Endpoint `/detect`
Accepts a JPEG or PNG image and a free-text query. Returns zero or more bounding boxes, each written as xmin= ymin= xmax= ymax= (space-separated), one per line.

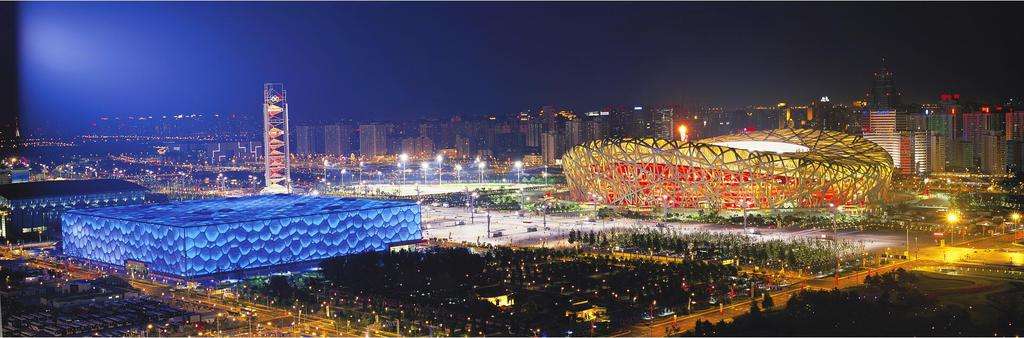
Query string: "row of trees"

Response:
xmin=568 ymin=229 xmax=865 ymax=273
xmin=691 ymin=268 xmax=1024 ymax=336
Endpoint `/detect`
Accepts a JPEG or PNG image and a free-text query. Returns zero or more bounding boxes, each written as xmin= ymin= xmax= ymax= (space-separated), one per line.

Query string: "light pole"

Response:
xmin=358 ymin=161 xmax=364 ymax=182
xmin=470 ymin=192 xmax=479 ymax=224
xmin=340 ymin=168 xmax=347 ymax=188
xmin=477 ymin=161 xmax=486 ymax=184
xmin=398 ymin=153 xmax=409 ymax=183
xmin=454 ymin=164 xmax=463 ymax=183
xmin=946 ymin=209 xmax=960 ymax=246
xmin=420 ymin=162 xmax=430 ymax=184
xmin=435 ymin=154 xmax=443 ymax=184
xmin=829 ymin=202 xmax=840 ymax=289
xmin=1010 ymin=212 xmax=1020 ymax=235
xmin=514 ymin=160 xmax=523 ymax=183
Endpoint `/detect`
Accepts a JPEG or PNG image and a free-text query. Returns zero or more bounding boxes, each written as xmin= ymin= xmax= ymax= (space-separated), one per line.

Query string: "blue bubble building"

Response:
xmin=61 ymin=194 xmax=422 ymax=279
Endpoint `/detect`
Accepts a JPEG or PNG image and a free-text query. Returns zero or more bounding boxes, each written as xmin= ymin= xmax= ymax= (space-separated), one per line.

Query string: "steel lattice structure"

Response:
xmin=262 ymin=83 xmax=291 ymax=194
xmin=562 ymin=129 xmax=893 ymax=210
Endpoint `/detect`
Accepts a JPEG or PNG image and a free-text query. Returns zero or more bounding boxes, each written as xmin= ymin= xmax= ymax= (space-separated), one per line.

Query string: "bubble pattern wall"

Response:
xmin=62 ymin=195 xmax=422 ymax=277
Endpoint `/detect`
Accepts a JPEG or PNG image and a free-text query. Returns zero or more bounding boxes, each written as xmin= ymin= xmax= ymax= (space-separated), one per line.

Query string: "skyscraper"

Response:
xmin=358 ymin=123 xmax=390 ymax=158
xmin=980 ymin=132 xmax=1006 ymax=174
xmin=564 ymin=119 xmax=583 ymax=149
xmin=862 ymin=110 xmax=900 ymax=169
xmin=541 ymin=132 xmax=559 ymax=165
xmin=294 ymin=125 xmax=312 ymax=155
xmin=929 ymin=133 xmax=947 ymax=173
xmin=324 ymin=123 xmax=356 ymax=156
xmin=652 ymin=107 xmax=674 ymax=139
xmin=867 ymin=58 xmax=897 ymax=111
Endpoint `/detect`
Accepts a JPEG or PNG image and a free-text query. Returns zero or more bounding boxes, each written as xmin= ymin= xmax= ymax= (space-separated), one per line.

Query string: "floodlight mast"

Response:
xmin=261 ymin=83 xmax=292 ymax=194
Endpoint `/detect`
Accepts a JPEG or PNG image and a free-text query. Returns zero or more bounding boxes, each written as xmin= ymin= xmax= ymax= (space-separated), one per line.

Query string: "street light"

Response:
xmin=1010 ymin=212 xmax=1021 ymax=235
xmin=398 ymin=153 xmax=409 ymax=183
xmin=358 ymin=161 xmax=364 ymax=182
xmin=477 ymin=161 xmax=486 ymax=183
xmin=514 ymin=160 xmax=523 ymax=183
xmin=420 ymin=162 xmax=430 ymax=184
xmin=454 ymin=164 xmax=463 ymax=183
xmin=946 ymin=209 xmax=961 ymax=245
xmin=435 ymin=154 xmax=444 ymax=184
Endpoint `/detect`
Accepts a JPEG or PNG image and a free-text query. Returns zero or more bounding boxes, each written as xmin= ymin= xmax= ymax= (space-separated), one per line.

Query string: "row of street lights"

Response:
xmin=321 ymin=154 xmax=548 ymax=191
xmin=396 ymin=154 xmax=529 ymax=184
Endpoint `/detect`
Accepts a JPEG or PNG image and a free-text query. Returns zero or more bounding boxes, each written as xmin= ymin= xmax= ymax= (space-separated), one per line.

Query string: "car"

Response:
xmin=527 ymin=227 xmax=538 ymax=232
xmin=455 ymin=220 xmax=466 ymax=225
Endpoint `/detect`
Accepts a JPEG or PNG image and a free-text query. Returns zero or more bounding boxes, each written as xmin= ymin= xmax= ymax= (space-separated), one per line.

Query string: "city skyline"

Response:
xmin=5 ymin=2 xmax=1024 ymax=134
xmin=4 ymin=2 xmax=1024 ymax=337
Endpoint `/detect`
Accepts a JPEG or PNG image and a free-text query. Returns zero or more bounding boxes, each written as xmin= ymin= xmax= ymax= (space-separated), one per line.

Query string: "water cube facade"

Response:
xmin=61 ymin=195 xmax=421 ymax=277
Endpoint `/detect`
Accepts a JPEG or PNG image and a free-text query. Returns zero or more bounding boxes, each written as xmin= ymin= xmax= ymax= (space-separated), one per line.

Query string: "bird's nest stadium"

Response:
xmin=561 ymin=129 xmax=893 ymax=210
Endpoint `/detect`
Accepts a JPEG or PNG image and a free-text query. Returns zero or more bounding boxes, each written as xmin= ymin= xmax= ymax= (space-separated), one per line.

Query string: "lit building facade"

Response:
xmin=863 ymin=110 xmax=901 ymax=169
xmin=0 ymin=179 xmax=148 ymax=242
xmin=562 ymin=129 xmax=893 ymax=210
xmin=62 ymin=195 xmax=421 ymax=279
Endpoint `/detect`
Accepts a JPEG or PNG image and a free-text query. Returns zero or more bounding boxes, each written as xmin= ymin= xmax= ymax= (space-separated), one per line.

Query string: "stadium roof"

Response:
xmin=65 ymin=194 xmax=417 ymax=227
xmin=0 ymin=179 xmax=148 ymax=201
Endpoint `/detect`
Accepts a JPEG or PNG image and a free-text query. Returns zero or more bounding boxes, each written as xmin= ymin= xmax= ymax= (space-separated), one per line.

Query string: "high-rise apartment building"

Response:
xmin=980 ymin=132 xmax=1006 ymax=174
xmin=652 ymin=107 xmax=674 ymax=139
xmin=324 ymin=123 xmax=355 ymax=156
xmin=564 ymin=119 xmax=583 ymax=150
xmin=929 ymin=133 xmax=946 ymax=173
xmin=541 ymin=132 xmax=560 ymax=165
xmin=400 ymin=136 xmax=434 ymax=158
xmin=294 ymin=125 xmax=315 ymax=155
xmin=358 ymin=123 xmax=390 ymax=157
xmin=862 ymin=110 xmax=901 ymax=168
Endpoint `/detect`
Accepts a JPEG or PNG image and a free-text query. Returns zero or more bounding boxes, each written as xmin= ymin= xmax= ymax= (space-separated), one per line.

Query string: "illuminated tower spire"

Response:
xmin=261 ymin=83 xmax=292 ymax=194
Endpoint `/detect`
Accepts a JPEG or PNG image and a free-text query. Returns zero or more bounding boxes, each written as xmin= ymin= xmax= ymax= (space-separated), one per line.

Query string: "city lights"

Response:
xmin=5 ymin=4 xmax=1023 ymax=337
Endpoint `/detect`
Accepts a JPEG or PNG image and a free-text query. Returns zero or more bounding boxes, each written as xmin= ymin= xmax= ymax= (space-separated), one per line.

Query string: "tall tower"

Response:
xmin=868 ymin=58 xmax=897 ymax=111
xmin=261 ymin=83 xmax=292 ymax=194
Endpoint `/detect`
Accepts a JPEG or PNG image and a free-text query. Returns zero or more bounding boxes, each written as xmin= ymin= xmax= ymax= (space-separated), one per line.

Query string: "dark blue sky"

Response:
xmin=11 ymin=2 xmax=1024 ymax=133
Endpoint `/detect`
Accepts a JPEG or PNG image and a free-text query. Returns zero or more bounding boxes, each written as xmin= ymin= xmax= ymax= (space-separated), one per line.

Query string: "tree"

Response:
xmin=748 ymin=299 xmax=762 ymax=319
xmin=761 ymin=292 xmax=774 ymax=310
xmin=268 ymin=275 xmax=294 ymax=301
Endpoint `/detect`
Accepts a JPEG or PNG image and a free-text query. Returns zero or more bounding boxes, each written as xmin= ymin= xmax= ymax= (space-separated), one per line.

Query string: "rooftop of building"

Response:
xmin=65 ymin=194 xmax=417 ymax=228
xmin=0 ymin=179 xmax=148 ymax=201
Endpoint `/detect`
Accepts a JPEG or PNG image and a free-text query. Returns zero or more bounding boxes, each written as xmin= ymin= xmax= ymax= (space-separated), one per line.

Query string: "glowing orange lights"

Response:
xmin=678 ymin=124 xmax=689 ymax=142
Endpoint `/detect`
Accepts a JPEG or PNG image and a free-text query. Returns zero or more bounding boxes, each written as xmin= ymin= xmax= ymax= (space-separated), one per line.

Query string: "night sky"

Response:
xmin=8 ymin=2 xmax=1024 ymax=133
